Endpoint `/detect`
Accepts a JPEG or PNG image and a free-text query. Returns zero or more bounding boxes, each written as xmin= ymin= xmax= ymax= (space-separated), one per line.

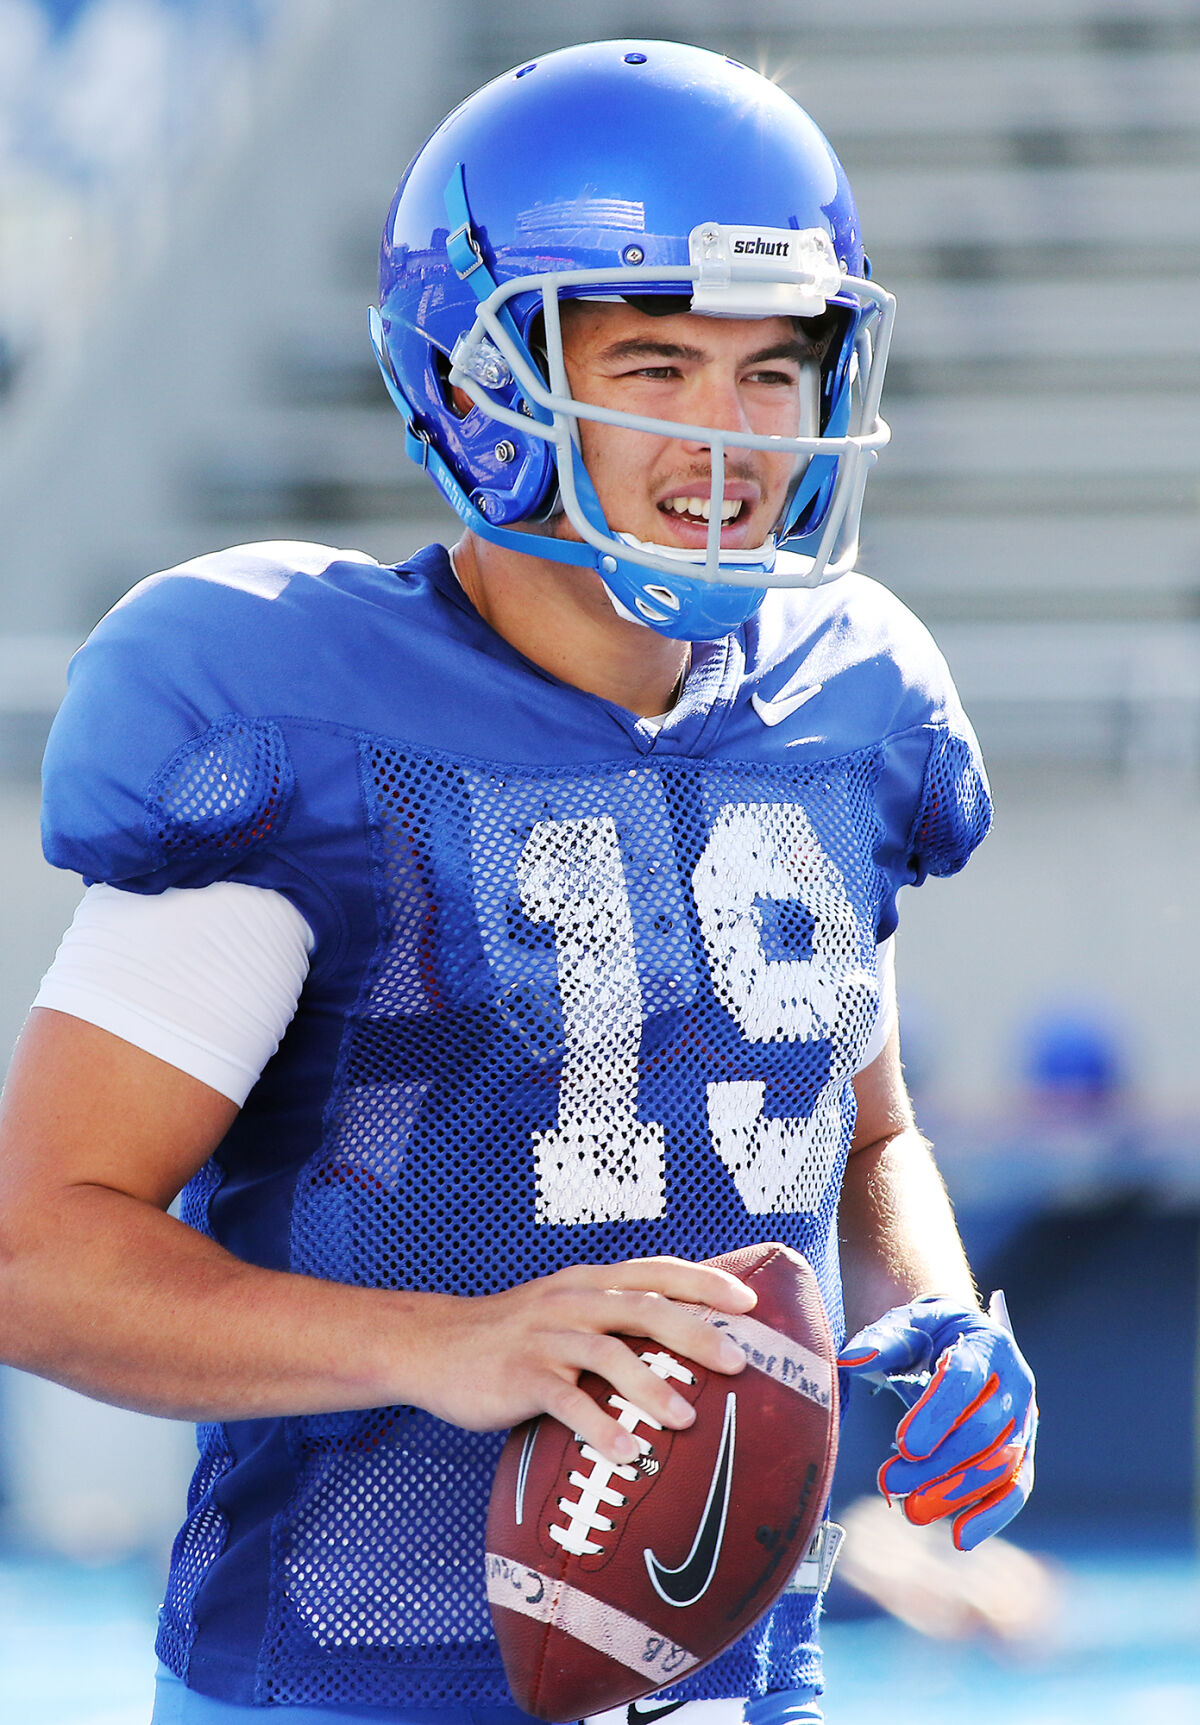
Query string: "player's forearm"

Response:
xmin=0 ymin=1008 xmax=425 ymax=1419
xmin=0 ymin=1176 xmax=758 ymax=1458
xmin=838 ymin=1125 xmax=979 ymax=1337
xmin=0 ymin=1182 xmax=433 ymax=1420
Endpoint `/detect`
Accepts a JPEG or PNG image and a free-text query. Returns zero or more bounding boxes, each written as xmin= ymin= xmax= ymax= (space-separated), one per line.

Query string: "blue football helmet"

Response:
xmin=371 ymin=40 xmax=895 ymax=640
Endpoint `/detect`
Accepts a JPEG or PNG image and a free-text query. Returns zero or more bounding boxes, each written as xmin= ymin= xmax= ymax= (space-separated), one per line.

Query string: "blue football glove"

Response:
xmin=838 ymin=1291 xmax=1037 ymax=1552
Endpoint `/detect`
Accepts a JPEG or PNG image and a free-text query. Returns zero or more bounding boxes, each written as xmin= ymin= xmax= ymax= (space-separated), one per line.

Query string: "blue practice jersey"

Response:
xmin=41 ymin=542 xmax=990 ymax=1711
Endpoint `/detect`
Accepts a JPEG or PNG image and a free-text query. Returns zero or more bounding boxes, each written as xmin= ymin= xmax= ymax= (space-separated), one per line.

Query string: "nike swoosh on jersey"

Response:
xmin=627 ymin=1701 xmax=687 ymax=1723
xmin=751 ymin=682 xmax=823 ymax=726
xmin=643 ymin=1392 xmax=737 ymax=1608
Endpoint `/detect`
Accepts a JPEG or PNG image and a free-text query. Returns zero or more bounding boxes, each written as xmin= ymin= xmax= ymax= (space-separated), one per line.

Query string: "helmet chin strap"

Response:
xmin=597 ymin=571 xmax=768 ymax=640
xmin=614 ymin=528 xmax=778 ymax=572
xmin=601 ymin=530 xmax=776 ymax=633
xmin=559 ymin=445 xmax=771 ymax=639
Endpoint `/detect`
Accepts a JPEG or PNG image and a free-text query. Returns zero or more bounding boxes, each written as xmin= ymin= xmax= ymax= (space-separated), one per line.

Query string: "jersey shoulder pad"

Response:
xmin=833 ymin=577 xmax=991 ymax=884
xmin=755 ymin=573 xmax=968 ymax=734
xmin=754 ymin=576 xmax=991 ymax=885
xmin=41 ymin=541 xmax=378 ymax=890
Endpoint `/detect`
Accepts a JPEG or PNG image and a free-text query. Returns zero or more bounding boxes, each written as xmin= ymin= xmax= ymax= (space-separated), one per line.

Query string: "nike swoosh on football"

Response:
xmin=644 ymin=1392 xmax=737 ymax=1608
xmin=514 ymin=1423 xmax=537 ymax=1526
xmin=751 ymin=683 xmax=822 ymax=726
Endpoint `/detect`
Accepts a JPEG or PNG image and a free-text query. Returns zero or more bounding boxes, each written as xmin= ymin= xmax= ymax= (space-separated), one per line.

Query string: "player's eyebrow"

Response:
xmin=744 ymin=337 xmax=818 ymax=366
xmin=597 ymin=336 xmax=816 ymax=367
xmin=597 ymin=337 xmax=708 ymax=365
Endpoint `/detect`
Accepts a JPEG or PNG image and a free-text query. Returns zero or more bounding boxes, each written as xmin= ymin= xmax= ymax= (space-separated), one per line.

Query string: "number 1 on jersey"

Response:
xmin=518 ymin=816 xmax=666 ymax=1223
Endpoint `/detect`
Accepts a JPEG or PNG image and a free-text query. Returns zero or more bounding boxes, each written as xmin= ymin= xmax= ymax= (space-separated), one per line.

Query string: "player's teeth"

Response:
xmin=665 ymin=496 xmax=741 ymax=521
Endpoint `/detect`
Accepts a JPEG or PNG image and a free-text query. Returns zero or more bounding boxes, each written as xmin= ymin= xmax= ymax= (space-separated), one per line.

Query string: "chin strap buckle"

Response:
xmin=405 ymin=423 xmax=431 ymax=470
xmin=446 ymin=218 xmax=485 ymax=281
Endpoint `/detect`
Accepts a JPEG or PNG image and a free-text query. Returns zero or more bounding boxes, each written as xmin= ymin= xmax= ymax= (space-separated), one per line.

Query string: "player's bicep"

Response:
xmin=0 ymin=1007 xmax=238 ymax=1217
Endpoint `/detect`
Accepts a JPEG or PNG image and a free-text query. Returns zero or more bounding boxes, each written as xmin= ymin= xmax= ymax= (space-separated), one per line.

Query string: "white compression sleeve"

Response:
xmin=33 ymin=881 xmax=314 ymax=1106
xmin=32 ymin=886 xmax=895 ymax=1101
xmin=855 ymin=934 xmax=896 ymax=1074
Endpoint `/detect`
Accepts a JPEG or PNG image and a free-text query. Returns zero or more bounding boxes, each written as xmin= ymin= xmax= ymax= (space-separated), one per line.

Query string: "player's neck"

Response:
xmin=451 ymin=533 xmax=689 ymax=719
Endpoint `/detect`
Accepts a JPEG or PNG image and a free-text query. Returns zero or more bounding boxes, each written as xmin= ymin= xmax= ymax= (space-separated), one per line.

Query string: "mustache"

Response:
xmin=663 ymin=463 xmax=761 ymax=487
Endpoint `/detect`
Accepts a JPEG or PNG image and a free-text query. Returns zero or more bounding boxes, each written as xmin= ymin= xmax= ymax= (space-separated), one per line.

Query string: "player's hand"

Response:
xmin=838 ymin=1291 xmax=1037 ymax=1551
xmin=405 ymin=1257 xmax=757 ymax=1466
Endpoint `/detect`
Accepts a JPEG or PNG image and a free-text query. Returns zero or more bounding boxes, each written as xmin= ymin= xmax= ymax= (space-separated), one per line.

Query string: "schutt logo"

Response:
xmin=732 ymin=236 xmax=791 ymax=257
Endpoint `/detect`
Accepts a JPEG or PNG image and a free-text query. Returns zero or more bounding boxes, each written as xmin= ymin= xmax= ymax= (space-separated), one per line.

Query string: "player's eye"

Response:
xmin=746 ymin=367 xmax=801 ymax=388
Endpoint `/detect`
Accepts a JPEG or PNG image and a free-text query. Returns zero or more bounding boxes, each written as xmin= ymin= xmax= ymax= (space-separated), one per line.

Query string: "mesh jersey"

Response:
xmin=41 ymin=541 xmax=991 ymax=1712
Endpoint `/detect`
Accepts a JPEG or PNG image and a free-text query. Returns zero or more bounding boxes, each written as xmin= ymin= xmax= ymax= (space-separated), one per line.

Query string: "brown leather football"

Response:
xmin=485 ymin=1242 xmax=838 ymax=1721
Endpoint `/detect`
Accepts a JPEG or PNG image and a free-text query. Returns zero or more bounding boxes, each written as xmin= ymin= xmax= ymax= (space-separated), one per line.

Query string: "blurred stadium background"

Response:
xmin=1 ymin=0 xmax=1198 ymax=1719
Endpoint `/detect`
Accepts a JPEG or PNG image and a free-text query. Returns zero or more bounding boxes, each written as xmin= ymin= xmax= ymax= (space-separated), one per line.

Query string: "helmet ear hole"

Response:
xmin=521 ymin=312 xmax=552 ymax=393
xmin=433 ymin=349 xmax=472 ymax=419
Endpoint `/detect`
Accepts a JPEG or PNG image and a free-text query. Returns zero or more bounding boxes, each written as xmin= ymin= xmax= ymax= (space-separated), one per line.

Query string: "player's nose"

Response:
xmin=677 ymin=365 xmax=752 ymax=449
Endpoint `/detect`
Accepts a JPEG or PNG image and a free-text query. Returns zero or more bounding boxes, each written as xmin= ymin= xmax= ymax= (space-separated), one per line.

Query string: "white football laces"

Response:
xmin=549 ymin=1352 xmax=695 ymax=1557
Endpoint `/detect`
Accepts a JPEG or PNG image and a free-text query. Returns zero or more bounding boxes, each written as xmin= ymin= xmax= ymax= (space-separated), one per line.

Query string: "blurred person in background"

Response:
xmin=0 ymin=41 xmax=1036 ymax=1725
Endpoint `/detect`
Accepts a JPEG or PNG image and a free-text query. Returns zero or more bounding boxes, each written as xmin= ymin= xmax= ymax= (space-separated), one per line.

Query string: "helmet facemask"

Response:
xmin=435 ymin=243 xmax=894 ymax=633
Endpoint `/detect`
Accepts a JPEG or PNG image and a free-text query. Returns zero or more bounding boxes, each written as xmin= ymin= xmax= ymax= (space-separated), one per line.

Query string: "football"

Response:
xmin=485 ymin=1242 xmax=838 ymax=1722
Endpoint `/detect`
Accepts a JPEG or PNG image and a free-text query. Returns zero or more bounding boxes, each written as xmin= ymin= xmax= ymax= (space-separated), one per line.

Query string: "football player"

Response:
xmin=0 ymin=40 xmax=1035 ymax=1725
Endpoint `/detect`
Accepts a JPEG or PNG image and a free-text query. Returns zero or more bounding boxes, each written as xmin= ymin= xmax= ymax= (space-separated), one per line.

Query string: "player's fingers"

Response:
xmin=897 ymin=1323 xmax=1035 ymax=1460
xmin=958 ymin=1428 xmax=1041 ymax=1552
xmin=587 ymin=1287 xmax=750 ymax=1381
xmin=567 ymin=1329 xmax=701 ymax=1437
xmin=537 ymin=1374 xmax=644 ymax=1467
xmin=952 ymin=1440 xmax=1036 ymax=1550
xmin=567 ymin=1255 xmax=758 ymax=1315
xmin=839 ymin=1310 xmax=940 ymax=1377
xmin=883 ymin=1424 xmax=1024 ymax=1522
xmin=882 ymin=1417 xmax=1017 ymax=1500
xmin=952 ymin=1478 xmax=1023 ymax=1550
xmin=895 ymin=1338 xmax=1001 ymax=1460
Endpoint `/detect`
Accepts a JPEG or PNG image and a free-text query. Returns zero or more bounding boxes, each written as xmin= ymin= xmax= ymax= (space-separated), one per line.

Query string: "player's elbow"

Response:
xmin=0 ymin=1176 xmax=89 ymax=1377
xmin=0 ymin=1207 xmax=48 ymax=1370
